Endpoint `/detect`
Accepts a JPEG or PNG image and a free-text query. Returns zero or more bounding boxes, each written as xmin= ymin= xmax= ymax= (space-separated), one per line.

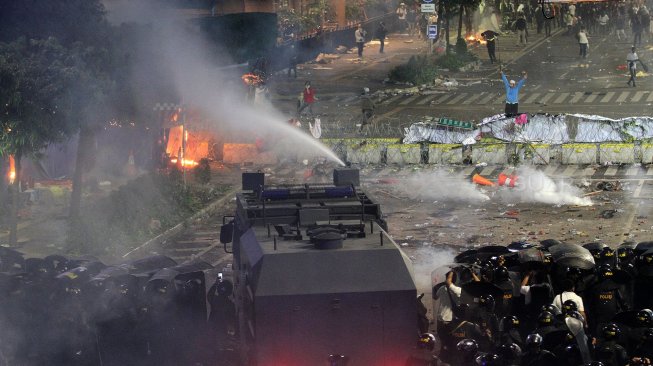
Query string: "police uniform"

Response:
xmin=521 ymin=349 xmax=558 ymax=366
xmin=586 ymin=279 xmax=628 ymax=334
xmin=594 ymin=340 xmax=629 ymax=366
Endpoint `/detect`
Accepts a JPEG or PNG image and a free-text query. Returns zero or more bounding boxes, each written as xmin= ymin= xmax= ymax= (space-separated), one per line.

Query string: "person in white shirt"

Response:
xmin=355 ymin=25 xmax=367 ymax=58
xmin=552 ymin=279 xmax=588 ymax=326
xmin=577 ymin=27 xmax=589 ymax=58
xmin=396 ymin=3 xmax=408 ymax=31
xmin=627 ymin=46 xmax=639 ymax=87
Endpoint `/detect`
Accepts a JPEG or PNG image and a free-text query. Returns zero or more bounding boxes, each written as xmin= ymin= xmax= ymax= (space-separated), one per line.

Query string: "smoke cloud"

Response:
xmin=411 ymin=246 xmax=457 ymax=293
xmin=396 ymin=170 xmax=491 ymax=203
xmin=500 ymin=166 xmax=592 ymax=206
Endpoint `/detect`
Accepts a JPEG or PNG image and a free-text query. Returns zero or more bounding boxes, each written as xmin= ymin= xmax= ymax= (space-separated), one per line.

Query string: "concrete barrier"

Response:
xmin=561 ymin=143 xmax=598 ymax=165
xmin=516 ymin=143 xmax=551 ymax=165
xmin=386 ymin=144 xmax=421 ymax=165
xmin=428 ymin=144 xmax=464 ymax=164
xmin=472 ymin=144 xmax=508 ymax=165
xmin=599 ymin=143 xmax=636 ymax=164
xmin=346 ymin=142 xmax=384 ymax=164
xmin=641 ymin=143 xmax=653 ymax=164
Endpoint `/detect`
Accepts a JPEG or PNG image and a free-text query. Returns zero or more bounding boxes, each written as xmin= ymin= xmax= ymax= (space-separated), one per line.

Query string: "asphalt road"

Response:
xmin=378 ymin=29 xmax=652 ymax=121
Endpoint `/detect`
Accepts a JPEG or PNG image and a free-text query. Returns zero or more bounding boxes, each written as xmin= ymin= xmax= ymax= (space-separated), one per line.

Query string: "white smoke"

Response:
xmin=396 ymin=170 xmax=490 ymax=203
xmin=499 ymin=166 xmax=592 ymax=206
xmin=411 ymin=246 xmax=457 ymax=294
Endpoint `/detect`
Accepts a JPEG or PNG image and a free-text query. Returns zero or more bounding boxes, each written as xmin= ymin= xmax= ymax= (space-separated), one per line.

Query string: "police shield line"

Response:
xmin=417 ymin=240 xmax=653 ymax=366
xmin=0 ymin=251 xmax=236 ymax=366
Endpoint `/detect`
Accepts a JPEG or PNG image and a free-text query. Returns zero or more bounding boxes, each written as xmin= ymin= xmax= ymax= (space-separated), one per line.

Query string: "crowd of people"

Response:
xmin=413 ymin=240 xmax=653 ymax=366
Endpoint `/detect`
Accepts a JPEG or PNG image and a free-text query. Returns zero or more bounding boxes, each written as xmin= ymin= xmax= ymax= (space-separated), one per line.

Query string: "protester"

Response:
xmin=355 ymin=25 xmax=367 ymax=58
xmin=627 ymin=47 xmax=639 ymax=87
xmin=500 ymin=68 xmax=527 ymax=117
xmin=481 ymin=30 xmax=499 ymax=64
xmin=396 ymin=3 xmax=408 ymax=31
xmin=360 ymin=87 xmax=375 ymax=133
xmin=577 ymin=27 xmax=589 ymax=59
xmin=515 ymin=12 xmax=528 ymax=45
xmin=376 ymin=22 xmax=387 ymax=54
xmin=298 ymin=81 xmax=317 ymax=116
xmin=287 ymin=45 xmax=298 ymax=78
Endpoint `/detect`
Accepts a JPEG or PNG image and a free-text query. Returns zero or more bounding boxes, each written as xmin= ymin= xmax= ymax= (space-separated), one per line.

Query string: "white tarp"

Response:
xmin=403 ymin=113 xmax=653 ymax=144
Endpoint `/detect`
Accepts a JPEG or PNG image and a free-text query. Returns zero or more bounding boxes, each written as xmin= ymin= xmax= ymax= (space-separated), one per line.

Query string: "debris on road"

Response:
xmin=596 ymin=181 xmax=622 ymax=191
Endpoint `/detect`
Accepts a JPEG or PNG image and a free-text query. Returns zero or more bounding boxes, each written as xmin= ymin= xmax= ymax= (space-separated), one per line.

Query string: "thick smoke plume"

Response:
xmin=502 ymin=166 xmax=592 ymax=206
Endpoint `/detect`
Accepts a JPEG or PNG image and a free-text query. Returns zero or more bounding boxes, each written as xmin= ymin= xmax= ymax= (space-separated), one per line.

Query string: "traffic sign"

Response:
xmin=421 ymin=3 xmax=435 ymax=12
xmin=422 ymin=0 xmax=433 ymax=3
xmin=427 ymin=25 xmax=438 ymax=39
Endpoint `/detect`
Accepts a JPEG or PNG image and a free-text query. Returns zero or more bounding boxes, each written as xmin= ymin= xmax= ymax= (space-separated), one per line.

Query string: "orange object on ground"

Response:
xmin=497 ymin=172 xmax=518 ymax=187
xmin=472 ymin=173 xmax=495 ymax=186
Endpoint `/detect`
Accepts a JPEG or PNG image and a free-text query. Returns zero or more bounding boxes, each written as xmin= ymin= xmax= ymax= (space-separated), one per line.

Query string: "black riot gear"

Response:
xmin=479 ymin=294 xmax=496 ymax=311
xmin=601 ymin=323 xmax=621 ymax=340
xmin=418 ymin=333 xmax=436 ymax=351
xmin=537 ymin=311 xmax=555 ymax=327
xmin=526 ymin=333 xmax=543 ymax=347
xmin=541 ymin=304 xmax=562 ymax=316
xmin=497 ymin=343 xmax=521 ymax=364
xmin=500 ymin=315 xmax=520 ymax=331
xmin=637 ymin=309 xmax=653 ymax=327
xmin=475 ymin=353 xmax=500 ymax=366
xmin=562 ymin=299 xmax=578 ymax=313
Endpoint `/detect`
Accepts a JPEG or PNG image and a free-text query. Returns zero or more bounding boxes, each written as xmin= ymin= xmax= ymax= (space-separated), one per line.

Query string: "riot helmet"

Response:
xmin=617 ymin=246 xmax=634 ymax=261
xmin=497 ymin=343 xmax=522 ymax=362
xmin=596 ymin=264 xmax=614 ymax=280
xmin=537 ymin=311 xmax=555 ymax=327
xmin=641 ymin=251 xmax=653 ymax=266
xmin=525 ymin=333 xmax=543 ymax=347
xmin=586 ymin=362 xmax=605 ymax=366
xmin=479 ymin=294 xmax=495 ymax=311
xmin=601 ymin=247 xmax=615 ymax=260
xmin=500 ymin=315 xmax=520 ymax=331
xmin=566 ymin=267 xmax=583 ymax=279
xmin=475 ymin=353 xmax=500 ymax=366
xmin=418 ymin=333 xmax=436 ymax=351
xmin=457 ymin=338 xmax=479 ymax=356
xmin=480 ymin=261 xmax=494 ymax=281
xmin=601 ymin=323 xmax=621 ymax=340
xmin=541 ymin=304 xmax=561 ymax=316
xmin=562 ymin=299 xmax=578 ymax=313
xmin=637 ymin=309 xmax=653 ymax=327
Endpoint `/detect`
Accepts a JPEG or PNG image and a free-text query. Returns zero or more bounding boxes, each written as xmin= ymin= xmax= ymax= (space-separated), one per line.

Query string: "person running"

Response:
xmin=298 ymin=81 xmax=317 ymax=116
xmin=500 ymin=68 xmax=527 ymax=117
xmin=360 ymin=87 xmax=375 ymax=133
xmin=627 ymin=47 xmax=639 ymax=87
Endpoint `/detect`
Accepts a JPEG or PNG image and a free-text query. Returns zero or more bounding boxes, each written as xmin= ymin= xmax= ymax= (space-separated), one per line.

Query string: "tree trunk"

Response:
xmin=445 ymin=10 xmax=450 ymax=52
xmin=8 ymin=151 xmax=22 ymax=246
xmin=457 ymin=4 xmax=464 ymax=41
xmin=69 ymin=126 xmax=95 ymax=221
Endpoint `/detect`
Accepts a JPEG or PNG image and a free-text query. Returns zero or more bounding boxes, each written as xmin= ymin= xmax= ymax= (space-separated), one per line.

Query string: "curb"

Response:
xmin=121 ymin=186 xmax=240 ymax=259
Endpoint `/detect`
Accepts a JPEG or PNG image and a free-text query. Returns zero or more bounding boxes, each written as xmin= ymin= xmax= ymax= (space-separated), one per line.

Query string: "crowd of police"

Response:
xmin=408 ymin=240 xmax=653 ymax=366
xmin=0 ymin=250 xmax=236 ymax=366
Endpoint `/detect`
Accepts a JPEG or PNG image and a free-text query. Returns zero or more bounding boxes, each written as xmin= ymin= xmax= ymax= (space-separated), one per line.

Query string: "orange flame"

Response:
xmin=8 ymin=155 xmax=15 ymax=184
xmin=241 ymin=73 xmax=262 ymax=86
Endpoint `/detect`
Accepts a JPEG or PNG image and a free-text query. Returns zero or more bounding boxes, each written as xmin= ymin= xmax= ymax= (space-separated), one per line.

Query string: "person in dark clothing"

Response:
xmin=440 ymin=318 xmax=488 ymax=364
xmin=521 ymin=333 xmax=558 ymax=366
xmin=632 ymin=328 xmax=653 ymax=363
xmin=586 ymin=265 xmax=629 ymax=335
xmin=360 ymin=87 xmax=375 ymax=133
xmin=376 ymin=22 xmax=387 ymax=53
xmin=632 ymin=14 xmax=642 ymax=47
xmin=544 ymin=5 xmax=553 ymax=36
xmin=535 ymin=5 xmax=545 ymax=34
xmin=594 ymin=323 xmax=629 ymax=366
xmin=470 ymin=294 xmax=500 ymax=344
xmin=515 ymin=13 xmax=528 ymax=45
xmin=288 ymin=45 xmax=298 ymax=78
xmin=481 ymin=30 xmax=499 ymax=64
xmin=498 ymin=315 xmax=524 ymax=349
xmin=405 ymin=333 xmax=440 ymax=366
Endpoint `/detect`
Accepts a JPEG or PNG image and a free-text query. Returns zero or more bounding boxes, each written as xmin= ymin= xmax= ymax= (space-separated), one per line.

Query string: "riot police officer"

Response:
xmin=405 ymin=333 xmax=440 ymax=366
xmin=534 ymin=311 xmax=560 ymax=339
xmin=498 ymin=315 xmax=524 ymax=349
xmin=472 ymin=294 xmax=499 ymax=344
xmin=632 ymin=328 xmax=653 ymax=364
xmin=594 ymin=323 xmax=629 ymax=366
xmin=586 ymin=265 xmax=629 ymax=335
xmin=521 ymin=333 xmax=558 ymax=366
xmin=497 ymin=343 xmax=522 ymax=365
xmin=494 ymin=266 xmax=516 ymax=318
xmin=450 ymin=338 xmax=479 ymax=366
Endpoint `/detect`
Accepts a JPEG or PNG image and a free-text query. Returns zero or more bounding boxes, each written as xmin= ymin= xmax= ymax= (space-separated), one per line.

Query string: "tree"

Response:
xmin=0 ymin=38 xmax=78 ymax=245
